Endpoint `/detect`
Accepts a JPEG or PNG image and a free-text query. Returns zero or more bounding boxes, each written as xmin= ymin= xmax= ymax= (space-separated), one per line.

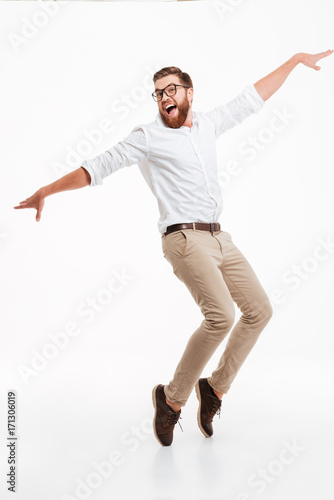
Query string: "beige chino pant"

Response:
xmin=161 ymin=227 xmax=273 ymax=407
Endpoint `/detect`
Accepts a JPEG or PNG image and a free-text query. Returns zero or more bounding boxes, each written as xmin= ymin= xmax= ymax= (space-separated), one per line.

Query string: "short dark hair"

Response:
xmin=153 ymin=66 xmax=193 ymax=89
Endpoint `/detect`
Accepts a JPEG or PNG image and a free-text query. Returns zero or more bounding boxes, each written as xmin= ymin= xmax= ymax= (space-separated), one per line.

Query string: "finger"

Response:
xmin=15 ymin=200 xmax=30 ymax=206
xmin=13 ymin=202 xmax=29 ymax=208
xmin=14 ymin=201 xmax=33 ymax=209
xmin=323 ymin=49 xmax=334 ymax=58
xmin=318 ymin=49 xmax=333 ymax=60
xmin=36 ymin=208 xmax=42 ymax=222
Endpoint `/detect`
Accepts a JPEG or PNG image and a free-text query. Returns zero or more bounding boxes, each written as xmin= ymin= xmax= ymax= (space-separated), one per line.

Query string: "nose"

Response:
xmin=161 ymin=92 xmax=175 ymax=105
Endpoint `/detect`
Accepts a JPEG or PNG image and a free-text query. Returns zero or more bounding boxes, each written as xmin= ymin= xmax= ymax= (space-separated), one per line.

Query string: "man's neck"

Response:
xmin=182 ymin=110 xmax=193 ymax=128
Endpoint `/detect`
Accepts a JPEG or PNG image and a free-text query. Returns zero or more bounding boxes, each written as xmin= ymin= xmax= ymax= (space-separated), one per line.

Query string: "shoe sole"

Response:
xmin=152 ymin=384 xmax=167 ymax=446
xmin=195 ymin=380 xmax=211 ymax=438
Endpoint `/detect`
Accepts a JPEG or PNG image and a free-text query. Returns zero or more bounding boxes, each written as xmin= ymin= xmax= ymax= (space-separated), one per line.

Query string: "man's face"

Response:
xmin=155 ymin=76 xmax=193 ymax=129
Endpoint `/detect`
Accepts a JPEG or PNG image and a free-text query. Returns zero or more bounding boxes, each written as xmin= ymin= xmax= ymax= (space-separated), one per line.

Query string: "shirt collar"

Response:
xmin=155 ymin=111 xmax=198 ymax=129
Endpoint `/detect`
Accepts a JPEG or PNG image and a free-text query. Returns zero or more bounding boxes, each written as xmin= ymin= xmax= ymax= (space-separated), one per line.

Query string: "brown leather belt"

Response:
xmin=164 ymin=222 xmax=221 ymax=236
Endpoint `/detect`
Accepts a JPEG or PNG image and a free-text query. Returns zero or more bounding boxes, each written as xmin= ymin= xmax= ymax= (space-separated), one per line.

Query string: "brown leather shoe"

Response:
xmin=152 ymin=384 xmax=183 ymax=446
xmin=195 ymin=378 xmax=222 ymax=437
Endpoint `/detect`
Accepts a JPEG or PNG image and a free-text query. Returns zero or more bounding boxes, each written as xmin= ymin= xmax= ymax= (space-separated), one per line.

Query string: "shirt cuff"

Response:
xmin=243 ymin=83 xmax=265 ymax=113
xmin=81 ymin=161 xmax=101 ymax=187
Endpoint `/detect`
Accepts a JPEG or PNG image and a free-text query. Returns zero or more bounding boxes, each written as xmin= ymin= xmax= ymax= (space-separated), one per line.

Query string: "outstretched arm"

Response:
xmin=14 ymin=126 xmax=148 ymax=223
xmin=13 ymin=166 xmax=91 ymax=222
xmin=254 ymin=49 xmax=333 ymax=101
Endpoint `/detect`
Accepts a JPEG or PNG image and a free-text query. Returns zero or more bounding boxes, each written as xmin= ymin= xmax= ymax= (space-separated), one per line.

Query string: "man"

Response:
xmin=14 ymin=49 xmax=333 ymax=447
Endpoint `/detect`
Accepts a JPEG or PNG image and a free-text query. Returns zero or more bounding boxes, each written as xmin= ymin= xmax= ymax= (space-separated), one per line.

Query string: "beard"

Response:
xmin=159 ymin=94 xmax=191 ymax=129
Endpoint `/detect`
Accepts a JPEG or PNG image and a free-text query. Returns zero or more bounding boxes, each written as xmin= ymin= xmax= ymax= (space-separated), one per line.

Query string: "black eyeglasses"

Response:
xmin=152 ymin=83 xmax=190 ymax=102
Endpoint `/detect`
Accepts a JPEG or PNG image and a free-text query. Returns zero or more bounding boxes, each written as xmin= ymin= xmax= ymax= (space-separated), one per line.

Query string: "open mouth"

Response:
xmin=165 ymin=104 xmax=177 ymax=117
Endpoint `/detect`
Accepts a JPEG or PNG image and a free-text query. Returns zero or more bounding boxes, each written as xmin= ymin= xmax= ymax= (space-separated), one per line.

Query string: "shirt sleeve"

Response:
xmin=81 ymin=126 xmax=148 ymax=186
xmin=205 ymin=83 xmax=265 ymax=138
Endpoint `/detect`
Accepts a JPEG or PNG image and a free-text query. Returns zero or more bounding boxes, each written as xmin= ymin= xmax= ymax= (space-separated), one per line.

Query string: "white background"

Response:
xmin=1 ymin=1 xmax=333 ymax=499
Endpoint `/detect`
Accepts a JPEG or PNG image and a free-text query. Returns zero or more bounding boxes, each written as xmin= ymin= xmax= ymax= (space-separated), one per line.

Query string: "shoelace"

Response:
xmin=166 ymin=409 xmax=183 ymax=432
xmin=207 ymin=393 xmax=222 ymax=419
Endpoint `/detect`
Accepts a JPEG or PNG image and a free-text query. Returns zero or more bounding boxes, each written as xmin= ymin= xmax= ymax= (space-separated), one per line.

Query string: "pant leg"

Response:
xmin=207 ymin=231 xmax=273 ymax=395
xmin=161 ymin=228 xmax=236 ymax=407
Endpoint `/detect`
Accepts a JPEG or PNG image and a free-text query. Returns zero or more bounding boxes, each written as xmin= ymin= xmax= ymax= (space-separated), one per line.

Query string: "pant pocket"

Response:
xmin=162 ymin=230 xmax=189 ymax=260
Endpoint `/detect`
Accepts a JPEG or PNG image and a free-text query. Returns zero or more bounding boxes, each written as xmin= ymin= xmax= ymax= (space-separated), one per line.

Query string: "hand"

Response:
xmin=297 ymin=49 xmax=333 ymax=70
xmin=13 ymin=188 xmax=45 ymax=222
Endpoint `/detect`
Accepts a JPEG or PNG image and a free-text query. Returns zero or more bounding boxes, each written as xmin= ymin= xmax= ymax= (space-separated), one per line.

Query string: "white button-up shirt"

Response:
xmin=82 ymin=83 xmax=265 ymax=236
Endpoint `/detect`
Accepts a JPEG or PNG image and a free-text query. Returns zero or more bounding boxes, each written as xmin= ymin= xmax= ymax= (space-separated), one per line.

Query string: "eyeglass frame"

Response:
xmin=152 ymin=83 xmax=191 ymax=102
